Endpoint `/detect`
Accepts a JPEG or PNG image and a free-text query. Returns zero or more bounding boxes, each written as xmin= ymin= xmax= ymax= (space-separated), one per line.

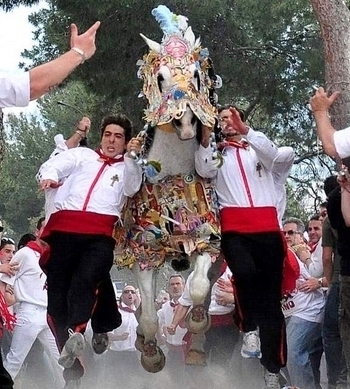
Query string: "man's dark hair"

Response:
xmin=100 ymin=114 xmax=133 ymax=143
xmin=323 ymin=175 xmax=339 ymax=198
xmin=36 ymin=217 xmax=45 ymax=231
xmin=17 ymin=234 xmax=36 ymax=250
xmin=0 ymin=237 xmax=15 ymax=251
xmin=309 ymin=213 xmax=321 ymax=222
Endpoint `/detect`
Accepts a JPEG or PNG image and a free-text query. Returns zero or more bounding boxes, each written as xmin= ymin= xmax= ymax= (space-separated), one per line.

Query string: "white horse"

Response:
xmin=114 ymin=5 xmax=222 ymax=372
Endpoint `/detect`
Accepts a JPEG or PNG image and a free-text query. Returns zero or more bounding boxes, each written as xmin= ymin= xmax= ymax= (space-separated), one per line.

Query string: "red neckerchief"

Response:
xmin=26 ymin=241 xmax=43 ymax=255
xmin=218 ymin=140 xmax=249 ymax=151
xmin=118 ymin=303 xmax=136 ymax=313
xmin=95 ymin=149 xmax=124 ymax=165
xmin=308 ymin=241 xmax=318 ymax=253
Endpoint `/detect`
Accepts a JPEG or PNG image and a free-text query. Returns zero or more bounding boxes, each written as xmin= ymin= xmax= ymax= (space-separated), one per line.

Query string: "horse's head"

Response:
xmin=137 ymin=5 xmax=221 ymax=141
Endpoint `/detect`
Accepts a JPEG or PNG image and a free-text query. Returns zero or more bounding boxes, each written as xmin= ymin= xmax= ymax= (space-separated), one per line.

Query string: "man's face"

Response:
xmin=282 ymin=223 xmax=303 ymax=247
xmin=319 ymin=206 xmax=327 ymax=223
xmin=308 ymin=219 xmax=322 ymax=244
xmin=121 ymin=286 xmax=137 ymax=306
xmin=0 ymin=243 xmax=15 ymax=263
xmin=218 ymin=109 xmax=240 ymax=138
xmin=35 ymin=221 xmax=46 ymax=238
xmin=100 ymin=124 xmax=127 ymax=158
xmin=168 ymin=276 xmax=184 ymax=299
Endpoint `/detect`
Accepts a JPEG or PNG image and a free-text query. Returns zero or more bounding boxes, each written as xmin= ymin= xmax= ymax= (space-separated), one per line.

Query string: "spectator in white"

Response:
xmin=296 ymin=215 xmax=324 ymax=279
xmin=36 ymin=114 xmax=143 ymax=387
xmin=168 ymin=262 xmax=239 ymax=369
xmin=104 ymin=285 xmax=140 ymax=388
xmin=282 ymin=217 xmax=325 ymax=389
xmin=0 ymin=218 xmax=64 ymax=388
xmin=155 ymin=289 xmax=170 ymax=310
xmin=157 ymin=274 xmax=187 ymax=377
xmin=0 ymin=22 xmax=100 ymax=108
xmin=0 ymin=238 xmax=16 ymax=277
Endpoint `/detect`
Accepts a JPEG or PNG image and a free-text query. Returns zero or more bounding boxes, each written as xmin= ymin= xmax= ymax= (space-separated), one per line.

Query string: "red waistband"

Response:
xmin=220 ymin=206 xmax=280 ymax=233
xmin=41 ymin=210 xmax=118 ymax=239
xmin=210 ymin=312 xmax=235 ymax=327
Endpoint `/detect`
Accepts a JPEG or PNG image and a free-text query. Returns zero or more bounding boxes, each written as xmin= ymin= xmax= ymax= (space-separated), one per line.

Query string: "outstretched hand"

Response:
xmin=70 ymin=21 xmax=101 ymax=61
xmin=310 ymin=87 xmax=340 ymax=113
xmin=228 ymin=107 xmax=249 ymax=135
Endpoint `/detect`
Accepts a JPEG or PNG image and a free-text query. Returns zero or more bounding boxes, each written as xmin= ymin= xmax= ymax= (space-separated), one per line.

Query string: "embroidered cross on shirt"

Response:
xmin=110 ymin=174 xmax=119 ymax=186
xmin=256 ymin=162 xmax=262 ymax=177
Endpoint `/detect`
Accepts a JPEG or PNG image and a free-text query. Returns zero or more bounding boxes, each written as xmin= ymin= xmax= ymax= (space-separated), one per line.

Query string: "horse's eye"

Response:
xmin=157 ymin=74 xmax=164 ymax=92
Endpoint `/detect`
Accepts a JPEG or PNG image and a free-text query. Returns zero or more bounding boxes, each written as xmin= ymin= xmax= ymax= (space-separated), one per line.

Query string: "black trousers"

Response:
xmin=45 ymin=232 xmax=121 ymax=381
xmin=221 ymin=231 xmax=287 ymax=374
xmin=0 ymin=355 xmax=13 ymax=389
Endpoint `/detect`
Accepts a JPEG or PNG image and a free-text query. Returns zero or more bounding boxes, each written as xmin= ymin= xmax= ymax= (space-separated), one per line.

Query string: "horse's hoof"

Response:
xmin=185 ymin=349 xmax=206 ymax=366
xmin=185 ymin=305 xmax=211 ymax=334
xmin=140 ymin=341 xmax=166 ymax=373
xmin=171 ymin=257 xmax=190 ymax=271
xmin=135 ymin=332 xmax=145 ymax=352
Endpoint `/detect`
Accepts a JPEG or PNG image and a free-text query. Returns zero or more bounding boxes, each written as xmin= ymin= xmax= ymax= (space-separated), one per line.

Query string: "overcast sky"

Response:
xmin=0 ymin=1 xmax=46 ymax=114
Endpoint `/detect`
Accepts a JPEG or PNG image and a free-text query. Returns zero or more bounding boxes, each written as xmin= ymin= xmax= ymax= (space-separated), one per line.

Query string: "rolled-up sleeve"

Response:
xmin=0 ymin=72 xmax=30 ymax=108
xmin=334 ymin=127 xmax=350 ymax=159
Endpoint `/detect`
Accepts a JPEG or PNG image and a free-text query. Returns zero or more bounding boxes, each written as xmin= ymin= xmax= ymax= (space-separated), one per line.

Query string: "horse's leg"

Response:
xmin=133 ymin=265 xmax=165 ymax=373
xmin=185 ymin=252 xmax=212 ymax=366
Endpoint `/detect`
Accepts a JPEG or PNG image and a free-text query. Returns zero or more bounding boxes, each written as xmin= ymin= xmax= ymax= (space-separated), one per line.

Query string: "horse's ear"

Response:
xmin=184 ymin=27 xmax=196 ymax=49
xmin=140 ymin=33 xmax=161 ymax=53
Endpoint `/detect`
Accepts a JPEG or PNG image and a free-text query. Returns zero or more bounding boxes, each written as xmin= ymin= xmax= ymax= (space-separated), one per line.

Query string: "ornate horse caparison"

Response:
xmin=114 ymin=5 xmax=222 ymax=373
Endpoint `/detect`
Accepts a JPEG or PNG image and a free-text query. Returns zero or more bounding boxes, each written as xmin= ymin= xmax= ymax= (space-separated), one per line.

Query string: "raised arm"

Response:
xmin=29 ymin=22 xmax=100 ymax=100
xmin=310 ymin=87 xmax=340 ymax=157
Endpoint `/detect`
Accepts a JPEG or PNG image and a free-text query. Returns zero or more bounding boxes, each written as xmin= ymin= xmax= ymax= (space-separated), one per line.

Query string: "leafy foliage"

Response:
xmin=1 ymin=0 xmax=339 ymax=232
xmin=0 ymin=0 xmax=39 ymax=12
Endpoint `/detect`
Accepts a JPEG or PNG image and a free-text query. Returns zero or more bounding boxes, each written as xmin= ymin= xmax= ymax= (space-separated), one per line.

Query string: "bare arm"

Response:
xmin=167 ymin=304 xmax=190 ymax=334
xmin=29 ymin=22 xmax=100 ymax=100
xmin=310 ymin=87 xmax=340 ymax=157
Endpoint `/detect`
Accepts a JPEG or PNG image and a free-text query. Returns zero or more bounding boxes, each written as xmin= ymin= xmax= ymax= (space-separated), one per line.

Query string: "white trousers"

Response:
xmin=4 ymin=302 xmax=64 ymax=386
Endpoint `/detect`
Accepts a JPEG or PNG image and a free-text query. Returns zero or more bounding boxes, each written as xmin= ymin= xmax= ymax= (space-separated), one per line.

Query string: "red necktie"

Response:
xmin=95 ymin=149 xmax=124 ymax=165
xmin=218 ymin=141 xmax=249 ymax=151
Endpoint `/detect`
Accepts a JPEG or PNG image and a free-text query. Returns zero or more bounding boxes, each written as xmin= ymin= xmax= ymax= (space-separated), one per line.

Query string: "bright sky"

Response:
xmin=0 ymin=1 xmax=47 ymax=115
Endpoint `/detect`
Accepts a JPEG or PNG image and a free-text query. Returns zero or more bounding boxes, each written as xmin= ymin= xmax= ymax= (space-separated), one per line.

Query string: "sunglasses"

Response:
xmin=1 ymin=237 xmax=15 ymax=245
xmin=123 ymin=290 xmax=136 ymax=294
xmin=282 ymin=230 xmax=298 ymax=236
xmin=0 ymin=226 xmax=3 ymax=232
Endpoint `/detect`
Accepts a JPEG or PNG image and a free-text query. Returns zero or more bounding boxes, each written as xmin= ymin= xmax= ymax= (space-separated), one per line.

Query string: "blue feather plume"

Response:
xmin=151 ymin=5 xmax=178 ymax=35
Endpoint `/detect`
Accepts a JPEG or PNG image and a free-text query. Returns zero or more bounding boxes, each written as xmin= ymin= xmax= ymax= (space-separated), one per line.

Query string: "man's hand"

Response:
xmin=166 ymin=324 xmax=177 ymax=335
xmin=126 ymin=137 xmax=143 ymax=157
xmin=70 ymin=22 xmax=101 ymax=61
xmin=228 ymin=108 xmax=249 ymax=135
xmin=310 ymin=87 xmax=340 ymax=113
xmin=0 ymin=262 xmax=18 ymax=276
xmin=200 ymin=125 xmax=213 ymax=148
xmin=77 ymin=117 xmax=91 ymax=135
xmin=40 ymin=179 xmax=59 ymax=190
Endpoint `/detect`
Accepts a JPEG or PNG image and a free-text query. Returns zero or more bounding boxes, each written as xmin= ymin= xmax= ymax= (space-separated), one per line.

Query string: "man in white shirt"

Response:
xmin=282 ymin=218 xmax=325 ymax=389
xmin=36 ymin=114 xmax=143 ymax=387
xmin=0 ymin=218 xmax=64 ymax=388
xmin=157 ymin=274 xmax=187 ymax=376
xmin=104 ymin=285 xmax=139 ymax=387
xmin=195 ymin=106 xmax=286 ymax=389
